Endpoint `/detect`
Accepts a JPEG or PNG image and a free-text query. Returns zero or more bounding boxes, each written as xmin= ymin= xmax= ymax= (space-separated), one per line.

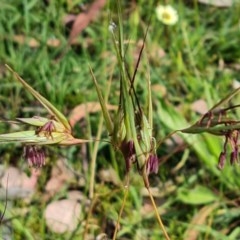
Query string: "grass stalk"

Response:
xmin=89 ymin=77 xmax=112 ymax=199
xmin=112 ymin=173 xmax=130 ymax=240
xmin=82 ymin=195 xmax=98 ymax=239
xmin=89 ymin=113 xmax=104 ymax=199
xmin=146 ymin=186 xmax=170 ymax=240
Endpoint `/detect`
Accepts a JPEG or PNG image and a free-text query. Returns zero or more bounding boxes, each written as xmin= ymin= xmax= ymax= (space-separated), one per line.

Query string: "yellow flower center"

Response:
xmin=162 ymin=12 xmax=171 ymax=20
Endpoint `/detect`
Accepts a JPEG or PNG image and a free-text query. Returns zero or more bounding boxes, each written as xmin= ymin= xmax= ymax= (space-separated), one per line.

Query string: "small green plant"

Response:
xmin=0 ymin=65 xmax=90 ymax=168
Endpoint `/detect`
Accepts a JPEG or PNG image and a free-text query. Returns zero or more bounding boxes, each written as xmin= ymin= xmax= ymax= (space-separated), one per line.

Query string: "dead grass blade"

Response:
xmin=184 ymin=203 xmax=219 ymax=240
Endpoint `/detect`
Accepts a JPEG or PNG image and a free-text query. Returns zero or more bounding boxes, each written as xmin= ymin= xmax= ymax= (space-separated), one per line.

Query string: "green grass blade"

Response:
xmin=5 ymin=65 xmax=72 ymax=132
xmin=0 ymin=131 xmax=65 ymax=144
xmin=89 ymin=66 xmax=113 ymax=134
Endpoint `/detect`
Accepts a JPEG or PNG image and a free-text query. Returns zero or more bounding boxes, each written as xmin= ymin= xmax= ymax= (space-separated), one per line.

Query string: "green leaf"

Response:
xmin=89 ymin=66 xmax=113 ymax=134
xmin=228 ymin=227 xmax=240 ymax=239
xmin=177 ymin=185 xmax=218 ymax=205
xmin=5 ymin=65 xmax=72 ymax=132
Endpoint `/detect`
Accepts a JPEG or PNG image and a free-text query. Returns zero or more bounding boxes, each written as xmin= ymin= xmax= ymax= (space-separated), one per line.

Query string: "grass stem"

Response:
xmin=147 ymin=187 xmax=170 ymax=240
xmin=112 ymin=173 xmax=130 ymax=240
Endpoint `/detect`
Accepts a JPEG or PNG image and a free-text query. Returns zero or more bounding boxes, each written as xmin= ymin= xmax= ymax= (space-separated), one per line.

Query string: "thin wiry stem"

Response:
xmin=89 ymin=74 xmax=112 ymax=199
xmin=146 ymin=187 xmax=170 ymax=240
xmin=0 ymin=173 xmax=8 ymax=224
xmin=112 ymin=173 xmax=130 ymax=240
xmin=89 ymin=113 xmax=104 ymax=199
xmin=82 ymin=195 xmax=98 ymax=239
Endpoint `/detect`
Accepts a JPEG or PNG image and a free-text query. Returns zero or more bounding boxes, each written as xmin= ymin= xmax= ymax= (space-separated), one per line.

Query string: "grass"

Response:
xmin=1 ymin=0 xmax=240 ymax=239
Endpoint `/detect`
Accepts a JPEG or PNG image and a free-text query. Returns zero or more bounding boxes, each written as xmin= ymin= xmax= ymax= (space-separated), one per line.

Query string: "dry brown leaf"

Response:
xmin=191 ymin=99 xmax=208 ymax=115
xmin=44 ymin=199 xmax=81 ymax=233
xmin=151 ymin=84 xmax=167 ymax=97
xmin=46 ymin=38 xmax=61 ymax=47
xmin=68 ymin=0 xmax=106 ymax=44
xmin=13 ymin=35 xmax=40 ymax=47
xmin=184 ymin=203 xmax=219 ymax=240
xmin=69 ymin=102 xmax=117 ymax=127
xmin=63 ymin=14 xmax=77 ymax=25
xmin=13 ymin=35 xmax=61 ymax=48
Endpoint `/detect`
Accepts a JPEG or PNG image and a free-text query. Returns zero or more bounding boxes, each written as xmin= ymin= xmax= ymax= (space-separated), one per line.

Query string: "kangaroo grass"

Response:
xmin=1 ymin=1 xmax=240 ymax=239
xmin=91 ymin=1 xmax=170 ymax=238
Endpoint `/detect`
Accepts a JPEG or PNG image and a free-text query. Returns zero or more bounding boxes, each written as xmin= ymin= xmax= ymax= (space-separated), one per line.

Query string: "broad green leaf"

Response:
xmin=178 ymin=185 xmax=218 ymax=205
xmin=228 ymin=227 xmax=240 ymax=239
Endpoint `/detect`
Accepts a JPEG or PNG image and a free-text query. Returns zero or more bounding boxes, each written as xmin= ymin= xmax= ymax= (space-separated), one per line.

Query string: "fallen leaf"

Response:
xmin=63 ymin=14 xmax=77 ymax=25
xmin=69 ymin=102 xmax=117 ymax=127
xmin=191 ymin=99 xmax=208 ymax=115
xmin=46 ymin=38 xmax=61 ymax=47
xmin=13 ymin=35 xmax=40 ymax=47
xmin=151 ymin=84 xmax=167 ymax=97
xmin=13 ymin=35 xmax=61 ymax=48
xmin=44 ymin=199 xmax=81 ymax=233
xmin=68 ymin=0 xmax=106 ymax=44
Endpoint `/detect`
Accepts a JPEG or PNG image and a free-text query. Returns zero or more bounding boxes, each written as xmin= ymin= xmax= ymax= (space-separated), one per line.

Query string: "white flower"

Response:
xmin=156 ymin=5 xmax=178 ymax=25
xmin=108 ymin=22 xmax=117 ymax=33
